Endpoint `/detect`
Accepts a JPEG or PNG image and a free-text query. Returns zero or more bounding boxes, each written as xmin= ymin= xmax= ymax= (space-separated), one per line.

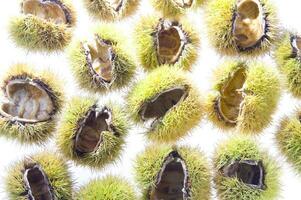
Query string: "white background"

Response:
xmin=0 ymin=0 xmax=301 ymax=199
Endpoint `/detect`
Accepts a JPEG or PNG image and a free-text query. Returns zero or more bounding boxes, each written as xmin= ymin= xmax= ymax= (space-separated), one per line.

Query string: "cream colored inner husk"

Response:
xmin=217 ymin=67 xmax=246 ymax=124
xmin=22 ymin=0 xmax=67 ymax=24
xmin=84 ymin=35 xmax=114 ymax=83
xmin=0 ymin=79 xmax=54 ymax=123
xmin=233 ymin=0 xmax=265 ymax=49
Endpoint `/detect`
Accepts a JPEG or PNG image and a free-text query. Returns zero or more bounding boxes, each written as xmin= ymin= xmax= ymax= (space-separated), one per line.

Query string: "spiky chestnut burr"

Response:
xmin=0 ymin=64 xmax=64 ymax=144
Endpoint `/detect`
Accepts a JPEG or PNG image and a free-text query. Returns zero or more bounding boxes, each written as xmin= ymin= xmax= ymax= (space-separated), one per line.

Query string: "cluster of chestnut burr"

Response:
xmin=1 ymin=0 xmax=300 ymax=199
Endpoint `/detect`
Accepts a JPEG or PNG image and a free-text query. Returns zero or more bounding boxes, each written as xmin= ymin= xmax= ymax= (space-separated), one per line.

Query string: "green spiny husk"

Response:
xmin=56 ymin=96 xmax=128 ymax=168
